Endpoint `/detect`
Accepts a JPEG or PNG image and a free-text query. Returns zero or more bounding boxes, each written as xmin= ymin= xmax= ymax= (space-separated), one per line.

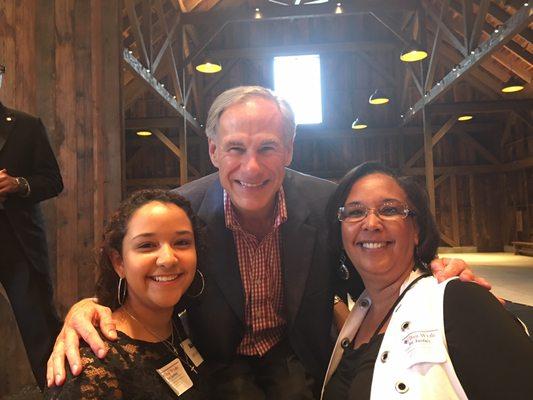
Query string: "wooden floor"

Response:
xmin=441 ymin=252 xmax=533 ymax=306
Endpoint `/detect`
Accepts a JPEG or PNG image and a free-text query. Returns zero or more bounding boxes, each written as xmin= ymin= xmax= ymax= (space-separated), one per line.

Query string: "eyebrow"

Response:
xmin=131 ymin=230 xmax=193 ymax=240
xmin=345 ymin=198 xmax=403 ymax=206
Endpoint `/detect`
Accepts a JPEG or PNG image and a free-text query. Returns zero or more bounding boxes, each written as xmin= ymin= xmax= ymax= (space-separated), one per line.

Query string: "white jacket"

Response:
xmin=321 ymin=271 xmax=468 ymax=399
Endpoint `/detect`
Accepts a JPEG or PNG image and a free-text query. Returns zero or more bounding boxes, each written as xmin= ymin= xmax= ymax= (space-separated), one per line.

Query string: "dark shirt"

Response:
xmin=45 ymin=324 xmax=211 ymax=400
xmin=324 ymin=280 xmax=533 ymax=400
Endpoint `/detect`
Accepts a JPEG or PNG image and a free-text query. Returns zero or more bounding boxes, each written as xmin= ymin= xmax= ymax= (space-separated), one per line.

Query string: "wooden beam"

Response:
xmin=425 ymin=0 xmax=447 ymax=91
xmin=125 ymin=0 xmax=150 ymax=67
xmin=458 ymin=132 xmax=502 ymax=165
xmin=402 ymin=4 xmax=533 ymax=124
xmin=430 ymin=99 xmax=533 ymax=114
xmin=423 ymin=2 xmax=466 ymax=55
xmin=462 ymin=0 xmax=474 ymax=53
xmin=181 ymin=1 xmax=419 ymax=26
xmin=469 ymin=0 xmax=490 ymax=49
xmin=403 ymin=157 xmax=533 ymax=175
xmin=151 ymin=10 xmax=180 ymax=73
xmin=450 ymin=174 xmax=461 ymax=244
xmin=404 ymin=116 xmax=457 ymax=168
xmin=122 ymin=49 xmax=204 ymax=137
xmin=406 ymin=63 xmax=423 ymax=95
xmin=209 ymin=41 xmax=395 ymax=60
xmin=423 ymin=107 xmax=436 ymax=215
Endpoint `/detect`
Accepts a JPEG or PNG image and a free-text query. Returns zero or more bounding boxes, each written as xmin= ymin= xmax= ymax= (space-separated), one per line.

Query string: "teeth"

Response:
xmin=239 ymin=181 xmax=263 ymax=188
xmin=151 ymin=274 xmax=178 ymax=282
xmin=361 ymin=242 xmax=386 ymax=249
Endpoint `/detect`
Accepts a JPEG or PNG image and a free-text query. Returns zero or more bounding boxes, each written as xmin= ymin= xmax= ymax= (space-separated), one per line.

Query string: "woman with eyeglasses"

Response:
xmin=321 ymin=162 xmax=532 ymax=399
xmin=46 ymin=190 xmax=211 ymax=399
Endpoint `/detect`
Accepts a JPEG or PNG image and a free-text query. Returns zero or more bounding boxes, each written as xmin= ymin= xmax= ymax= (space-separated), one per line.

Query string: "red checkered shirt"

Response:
xmin=224 ymin=189 xmax=288 ymax=356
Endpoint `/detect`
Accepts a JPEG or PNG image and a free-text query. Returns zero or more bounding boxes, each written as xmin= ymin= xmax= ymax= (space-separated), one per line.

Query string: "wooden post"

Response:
xmin=469 ymin=174 xmax=478 ymax=247
xmin=450 ymin=174 xmax=460 ymax=245
xmin=422 ymin=106 xmax=436 ymax=215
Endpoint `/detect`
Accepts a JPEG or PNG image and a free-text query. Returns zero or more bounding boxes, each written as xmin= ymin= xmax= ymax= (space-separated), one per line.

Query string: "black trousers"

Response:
xmin=0 ymin=211 xmax=61 ymax=389
xmin=210 ymin=339 xmax=317 ymax=400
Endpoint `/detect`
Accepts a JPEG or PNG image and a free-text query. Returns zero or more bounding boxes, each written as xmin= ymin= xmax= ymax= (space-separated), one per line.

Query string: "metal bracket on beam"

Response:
xmin=122 ymin=48 xmax=204 ymax=137
xmin=401 ymin=4 xmax=532 ymax=125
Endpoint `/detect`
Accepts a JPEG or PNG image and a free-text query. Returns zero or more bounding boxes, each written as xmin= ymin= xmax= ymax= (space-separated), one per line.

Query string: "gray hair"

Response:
xmin=205 ymin=86 xmax=296 ymax=144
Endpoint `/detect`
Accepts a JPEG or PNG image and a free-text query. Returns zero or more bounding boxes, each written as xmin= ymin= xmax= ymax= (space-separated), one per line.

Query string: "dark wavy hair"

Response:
xmin=326 ymin=162 xmax=440 ymax=270
xmin=95 ymin=189 xmax=206 ymax=311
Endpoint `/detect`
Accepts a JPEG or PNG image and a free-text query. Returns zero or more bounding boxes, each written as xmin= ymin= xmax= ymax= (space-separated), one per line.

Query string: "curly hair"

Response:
xmin=95 ymin=189 xmax=206 ymax=311
xmin=326 ymin=162 xmax=440 ymax=270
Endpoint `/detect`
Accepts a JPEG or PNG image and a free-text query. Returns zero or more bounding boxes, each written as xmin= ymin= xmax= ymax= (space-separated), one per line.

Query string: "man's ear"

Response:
xmin=208 ymin=138 xmax=219 ymax=168
xmin=109 ymin=250 xmax=125 ymax=278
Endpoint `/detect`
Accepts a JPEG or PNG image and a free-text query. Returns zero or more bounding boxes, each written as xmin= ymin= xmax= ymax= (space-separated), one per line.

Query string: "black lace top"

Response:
xmin=45 ymin=324 xmax=210 ymax=400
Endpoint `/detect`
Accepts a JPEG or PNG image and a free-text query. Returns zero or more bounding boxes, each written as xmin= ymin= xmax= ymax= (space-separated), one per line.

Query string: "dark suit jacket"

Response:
xmin=175 ymin=169 xmax=337 ymax=381
xmin=0 ymin=102 xmax=63 ymax=274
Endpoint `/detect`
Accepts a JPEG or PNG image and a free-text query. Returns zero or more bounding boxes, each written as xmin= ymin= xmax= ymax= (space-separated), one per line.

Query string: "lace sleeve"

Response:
xmin=45 ymin=346 xmax=124 ymax=400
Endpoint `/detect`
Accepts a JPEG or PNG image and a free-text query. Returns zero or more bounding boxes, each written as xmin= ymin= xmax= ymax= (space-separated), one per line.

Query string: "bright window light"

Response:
xmin=273 ymin=54 xmax=322 ymax=125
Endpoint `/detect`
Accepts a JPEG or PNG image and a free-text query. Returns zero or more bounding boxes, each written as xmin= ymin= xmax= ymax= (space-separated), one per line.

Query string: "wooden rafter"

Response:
xmin=126 ymin=0 xmax=150 ymax=67
xmin=457 ymin=132 xmax=502 ymax=165
xmin=430 ymin=99 xmax=533 ymax=114
xmin=403 ymin=115 xmax=458 ymax=169
xmin=469 ymin=0 xmax=490 ymax=49
xmin=123 ymin=49 xmax=203 ymax=137
xmin=462 ymin=0 xmax=474 ymax=53
xmin=402 ymin=4 xmax=532 ymax=124
xmin=425 ymin=0 xmax=448 ymax=91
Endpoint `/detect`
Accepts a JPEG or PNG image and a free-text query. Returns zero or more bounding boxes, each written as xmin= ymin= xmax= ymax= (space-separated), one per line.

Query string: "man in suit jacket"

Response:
xmin=0 ymin=64 xmax=63 ymax=389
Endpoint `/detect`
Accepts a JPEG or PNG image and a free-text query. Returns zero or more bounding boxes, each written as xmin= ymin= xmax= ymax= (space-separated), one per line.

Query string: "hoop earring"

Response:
xmin=117 ymin=277 xmax=127 ymax=305
xmin=187 ymin=270 xmax=205 ymax=298
xmin=337 ymin=251 xmax=350 ymax=281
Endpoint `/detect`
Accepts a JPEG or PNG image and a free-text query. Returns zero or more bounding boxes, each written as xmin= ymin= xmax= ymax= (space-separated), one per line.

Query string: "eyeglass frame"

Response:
xmin=337 ymin=201 xmax=416 ymax=223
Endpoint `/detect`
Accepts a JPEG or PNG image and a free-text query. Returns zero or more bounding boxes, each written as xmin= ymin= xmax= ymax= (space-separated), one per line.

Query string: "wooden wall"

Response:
xmin=0 ymin=0 xmax=123 ymax=315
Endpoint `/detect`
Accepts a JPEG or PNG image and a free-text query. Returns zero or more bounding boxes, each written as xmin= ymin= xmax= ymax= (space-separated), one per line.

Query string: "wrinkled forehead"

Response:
xmin=220 ymin=97 xmax=285 ymax=135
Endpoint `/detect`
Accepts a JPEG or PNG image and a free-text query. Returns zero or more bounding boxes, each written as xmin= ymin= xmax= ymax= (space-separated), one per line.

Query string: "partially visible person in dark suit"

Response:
xmin=0 ymin=63 xmax=63 ymax=389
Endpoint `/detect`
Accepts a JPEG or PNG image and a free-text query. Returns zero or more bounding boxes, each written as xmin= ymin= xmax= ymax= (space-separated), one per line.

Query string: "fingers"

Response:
xmin=97 ymin=308 xmax=117 ymax=341
xmin=64 ymin=328 xmax=82 ymax=376
xmin=47 ymin=335 xmax=67 ymax=387
xmin=430 ymin=258 xmax=446 ymax=281
xmin=75 ymin=316 xmax=108 ymax=359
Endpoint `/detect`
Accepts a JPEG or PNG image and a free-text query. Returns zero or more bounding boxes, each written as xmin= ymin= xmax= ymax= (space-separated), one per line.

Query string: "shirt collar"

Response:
xmin=224 ymin=187 xmax=288 ymax=232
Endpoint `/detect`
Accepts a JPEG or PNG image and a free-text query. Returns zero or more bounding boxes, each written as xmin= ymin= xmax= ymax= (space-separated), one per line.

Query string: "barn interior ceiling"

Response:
xmin=120 ymin=0 xmax=532 ymax=205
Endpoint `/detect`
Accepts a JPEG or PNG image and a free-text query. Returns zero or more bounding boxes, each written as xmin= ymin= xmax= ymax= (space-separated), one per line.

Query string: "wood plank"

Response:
xmin=404 ymin=116 xmax=457 ymax=168
xmin=469 ymin=175 xmax=478 ymax=246
xmin=122 ymin=49 xmax=204 ymax=137
xmin=125 ymin=0 xmax=150 ymax=67
xmin=55 ymin=0 xmax=79 ymax=313
xmin=430 ymin=99 xmax=533 ymax=114
xmin=423 ymin=107 xmax=436 ymax=215
xmin=458 ymin=132 xmax=502 ymax=165
xmin=450 ymin=174 xmax=461 ymax=244
xmin=462 ymin=0 xmax=474 ymax=53
xmin=469 ymin=0 xmax=490 ymax=49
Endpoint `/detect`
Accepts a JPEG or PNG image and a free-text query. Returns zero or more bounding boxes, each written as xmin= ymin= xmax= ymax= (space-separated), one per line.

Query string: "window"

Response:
xmin=273 ymin=54 xmax=322 ymax=125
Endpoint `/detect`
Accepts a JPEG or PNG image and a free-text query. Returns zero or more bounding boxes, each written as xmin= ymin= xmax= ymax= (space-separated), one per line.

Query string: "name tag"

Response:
xmin=401 ymin=329 xmax=446 ymax=368
xmin=157 ymin=358 xmax=193 ymax=396
xmin=180 ymin=338 xmax=204 ymax=367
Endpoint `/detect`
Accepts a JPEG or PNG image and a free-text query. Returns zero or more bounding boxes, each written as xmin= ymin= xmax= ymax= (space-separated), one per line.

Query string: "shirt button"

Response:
xmin=401 ymin=321 xmax=410 ymax=331
xmin=395 ymin=381 xmax=409 ymax=393
xmin=380 ymin=351 xmax=389 ymax=363
xmin=360 ymin=299 xmax=369 ymax=308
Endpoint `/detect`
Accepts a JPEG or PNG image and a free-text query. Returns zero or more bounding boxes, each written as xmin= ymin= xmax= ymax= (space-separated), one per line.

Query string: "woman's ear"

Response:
xmin=109 ymin=249 xmax=125 ymax=278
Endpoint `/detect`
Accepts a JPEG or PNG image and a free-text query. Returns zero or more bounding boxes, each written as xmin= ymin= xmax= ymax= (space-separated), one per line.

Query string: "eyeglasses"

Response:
xmin=337 ymin=201 xmax=415 ymax=223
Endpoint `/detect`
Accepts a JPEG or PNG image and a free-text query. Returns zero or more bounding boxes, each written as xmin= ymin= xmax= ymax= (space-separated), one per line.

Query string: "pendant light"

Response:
xmin=400 ymin=43 xmax=428 ymax=62
xmin=369 ymin=89 xmax=390 ymax=105
xmin=352 ymin=117 xmax=368 ymax=130
xmin=501 ymin=76 xmax=525 ymax=93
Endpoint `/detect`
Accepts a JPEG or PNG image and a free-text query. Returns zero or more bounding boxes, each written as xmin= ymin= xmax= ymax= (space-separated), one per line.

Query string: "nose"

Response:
xmin=156 ymin=244 xmax=178 ymax=268
xmin=242 ymin=152 xmax=261 ymax=175
xmin=361 ymin=210 xmax=383 ymax=231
